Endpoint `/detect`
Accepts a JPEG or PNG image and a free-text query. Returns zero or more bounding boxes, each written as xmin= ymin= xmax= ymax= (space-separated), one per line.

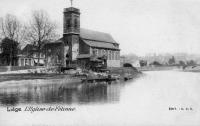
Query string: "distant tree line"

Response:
xmin=138 ymin=56 xmax=197 ymax=67
xmin=0 ymin=10 xmax=59 ymax=66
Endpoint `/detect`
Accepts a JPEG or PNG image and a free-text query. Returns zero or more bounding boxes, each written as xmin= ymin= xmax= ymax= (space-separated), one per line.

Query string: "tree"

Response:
xmin=25 ymin=10 xmax=58 ymax=65
xmin=179 ymin=60 xmax=186 ymax=66
xmin=168 ymin=56 xmax=175 ymax=65
xmin=150 ymin=61 xmax=162 ymax=66
xmin=139 ymin=60 xmax=147 ymax=67
xmin=187 ymin=60 xmax=196 ymax=66
xmin=0 ymin=14 xmax=25 ymax=43
xmin=0 ymin=38 xmax=19 ymax=65
xmin=123 ymin=63 xmax=133 ymax=67
xmin=0 ymin=14 xmax=25 ymax=66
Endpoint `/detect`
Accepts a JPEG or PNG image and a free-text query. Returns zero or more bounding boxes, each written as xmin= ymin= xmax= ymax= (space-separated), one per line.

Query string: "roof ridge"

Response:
xmin=80 ymin=28 xmax=117 ymax=43
xmin=80 ymin=28 xmax=111 ymax=35
xmin=81 ymin=38 xmax=116 ymax=44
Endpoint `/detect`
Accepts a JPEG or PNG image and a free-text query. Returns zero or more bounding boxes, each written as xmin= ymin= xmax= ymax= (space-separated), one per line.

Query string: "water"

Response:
xmin=0 ymin=71 xmax=200 ymax=126
xmin=0 ymin=79 xmax=123 ymax=106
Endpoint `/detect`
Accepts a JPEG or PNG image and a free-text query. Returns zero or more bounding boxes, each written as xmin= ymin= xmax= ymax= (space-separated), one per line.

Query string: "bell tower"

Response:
xmin=63 ymin=5 xmax=80 ymax=66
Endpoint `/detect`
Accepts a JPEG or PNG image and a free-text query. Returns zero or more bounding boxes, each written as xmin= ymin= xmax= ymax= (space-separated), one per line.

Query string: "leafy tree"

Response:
xmin=123 ymin=63 xmax=133 ymax=67
xmin=150 ymin=61 xmax=162 ymax=66
xmin=0 ymin=14 xmax=25 ymax=66
xmin=139 ymin=60 xmax=147 ymax=67
xmin=168 ymin=56 xmax=175 ymax=65
xmin=0 ymin=38 xmax=19 ymax=65
xmin=179 ymin=60 xmax=186 ymax=66
xmin=187 ymin=60 xmax=196 ymax=66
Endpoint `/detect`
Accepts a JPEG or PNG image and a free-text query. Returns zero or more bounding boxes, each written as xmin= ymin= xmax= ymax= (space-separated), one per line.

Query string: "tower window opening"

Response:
xmin=67 ymin=19 xmax=71 ymax=28
xmin=74 ymin=18 xmax=78 ymax=28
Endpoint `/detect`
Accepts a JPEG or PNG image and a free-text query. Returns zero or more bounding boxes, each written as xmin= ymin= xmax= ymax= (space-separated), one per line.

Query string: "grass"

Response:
xmin=0 ymin=67 xmax=142 ymax=83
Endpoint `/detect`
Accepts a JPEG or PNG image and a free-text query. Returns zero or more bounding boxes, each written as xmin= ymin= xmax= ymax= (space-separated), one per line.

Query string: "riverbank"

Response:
xmin=0 ymin=67 xmax=142 ymax=84
xmin=0 ymin=73 xmax=80 ymax=83
xmin=183 ymin=66 xmax=200 ymax=72
xmin=138 ymin=66 xmax=181 ymax=71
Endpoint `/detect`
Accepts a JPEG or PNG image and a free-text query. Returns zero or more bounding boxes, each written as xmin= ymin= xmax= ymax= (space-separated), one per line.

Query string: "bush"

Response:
xmin=123 ymin=63 xmax=133 ymax=67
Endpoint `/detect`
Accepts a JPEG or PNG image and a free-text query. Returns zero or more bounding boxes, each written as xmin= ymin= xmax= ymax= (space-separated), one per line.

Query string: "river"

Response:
xmin=0 ymin=71 xmax=199 ymax=126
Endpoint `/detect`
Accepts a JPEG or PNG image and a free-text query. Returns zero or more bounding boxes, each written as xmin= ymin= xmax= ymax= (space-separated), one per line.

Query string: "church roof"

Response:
xmin=80 ymin=28 xmax=117 ymax=43
xmin=82 ymin=39 xmax=119 ymax=50
xmin=44 ymin=28 xmax=119 ymax=50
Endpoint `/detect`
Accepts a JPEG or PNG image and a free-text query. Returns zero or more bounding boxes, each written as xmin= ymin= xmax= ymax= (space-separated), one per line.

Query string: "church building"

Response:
xmin=44 ymin=5 xmax=120 ymax=68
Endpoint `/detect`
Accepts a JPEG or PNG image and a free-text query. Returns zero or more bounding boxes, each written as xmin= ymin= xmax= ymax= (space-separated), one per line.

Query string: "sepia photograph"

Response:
xmin=0 ymin=0 xmax=200 ymax=126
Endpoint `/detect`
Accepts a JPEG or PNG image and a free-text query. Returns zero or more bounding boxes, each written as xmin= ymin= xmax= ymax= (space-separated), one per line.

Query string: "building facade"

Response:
xmin=18 ymin=44 xmax=45 ymax=66
xmin=44 ymin=6 xmax=120 ymax=68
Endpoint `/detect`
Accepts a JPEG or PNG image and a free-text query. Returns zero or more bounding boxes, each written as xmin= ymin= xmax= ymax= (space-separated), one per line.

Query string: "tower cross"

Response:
xmin=70 ymin=0 xmax=73 ymax=7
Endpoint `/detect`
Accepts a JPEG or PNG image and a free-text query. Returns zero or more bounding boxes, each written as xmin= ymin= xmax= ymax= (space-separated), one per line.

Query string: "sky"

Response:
xmin=0 ymin=0 xmax=200 ymax=56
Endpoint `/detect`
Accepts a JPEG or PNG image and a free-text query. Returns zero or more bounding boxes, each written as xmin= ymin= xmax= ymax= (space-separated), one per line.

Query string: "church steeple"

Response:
xmin=63 ymin=6 xmax=80 ymax=35
xmin=63 ymin=2 xmax=80 ymax=66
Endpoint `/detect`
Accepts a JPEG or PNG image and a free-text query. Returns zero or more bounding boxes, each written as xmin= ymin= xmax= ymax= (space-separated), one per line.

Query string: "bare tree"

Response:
xmin=26 ymin=10 xmax=58 ymax=65
xmin=0 ymin=14 xmax=25 ymax=43
xmin=0 ymin=14 xmax=25 ymax=66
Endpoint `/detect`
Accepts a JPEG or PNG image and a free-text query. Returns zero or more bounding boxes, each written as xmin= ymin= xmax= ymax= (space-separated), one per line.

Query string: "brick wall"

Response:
xmin=79 ymin=40 xmax=90 ymax=54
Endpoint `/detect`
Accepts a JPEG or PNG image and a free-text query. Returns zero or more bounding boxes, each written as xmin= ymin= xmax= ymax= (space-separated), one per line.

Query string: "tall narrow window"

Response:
xmin=112 ymin=51 xmax=114 ymax=60
xmin=74 ymin=18 xmax=78 ymax=28
xmin=115 ymin=51 xmax=117 ymax=60
xmin=109 ymin=51 xmax=111 ymax=60
xmin=98 ymin=49 xmax=101 ymax=56
xmin=67 ymin=19 xmax=71 ymax=28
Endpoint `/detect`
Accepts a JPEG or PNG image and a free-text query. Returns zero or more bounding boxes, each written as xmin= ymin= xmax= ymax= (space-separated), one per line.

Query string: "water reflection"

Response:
xmin=0 ymin=81 xmax=123 ymax=106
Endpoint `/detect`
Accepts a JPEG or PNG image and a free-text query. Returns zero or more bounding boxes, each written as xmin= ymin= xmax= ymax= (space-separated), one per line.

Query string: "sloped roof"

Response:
xmin=22 ymin=44 xmax=37 ymax=52
xmin=80 ymin=28 xmax=117 ymax=43
xmin=83 ymin=39 xmax=119 ymax=50
xmin=44 ymin=28 xmax=119 ymax=49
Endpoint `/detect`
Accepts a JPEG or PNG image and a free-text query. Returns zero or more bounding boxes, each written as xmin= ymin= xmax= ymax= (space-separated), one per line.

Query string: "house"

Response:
xmin=18 ymin=44 xmax=45 ymax=66
xmin=44 ymin=6 xmax=120 ymax=69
